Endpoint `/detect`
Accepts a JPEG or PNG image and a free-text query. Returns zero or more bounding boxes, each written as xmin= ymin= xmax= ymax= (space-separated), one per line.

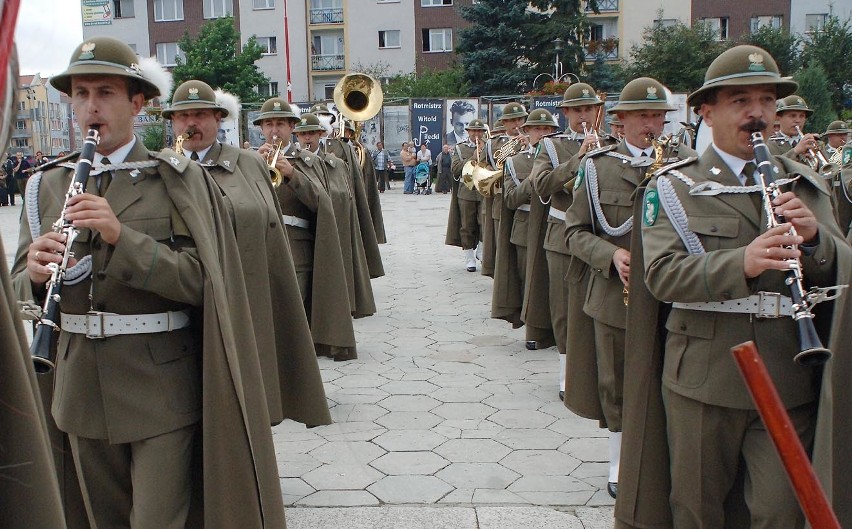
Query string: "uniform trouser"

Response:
xmin=663 ymin=388 xmax=814 ymax=529
xmin=545 ymin=249 xmax=569 ymax=355
xmin=458 ymin=198 xmax=481 ymax=250
xmin=69 ymin=424 xmax=197 ymax=529
xmin=594 ymin=320 xmax=624 ymax=432
xmin=286 ymin=231 xmax=313 ymax=304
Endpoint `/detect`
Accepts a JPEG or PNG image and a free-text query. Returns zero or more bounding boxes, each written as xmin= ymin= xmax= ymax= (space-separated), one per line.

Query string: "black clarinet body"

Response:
xmin=30 ymin=127 xmax=100 ymax=373
xmin=750 ymin=131 xmax=831 ymax=366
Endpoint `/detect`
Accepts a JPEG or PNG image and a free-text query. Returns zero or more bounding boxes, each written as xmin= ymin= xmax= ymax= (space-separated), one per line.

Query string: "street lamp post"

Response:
xmin=533 ymin=38 xmax=580 ymax=89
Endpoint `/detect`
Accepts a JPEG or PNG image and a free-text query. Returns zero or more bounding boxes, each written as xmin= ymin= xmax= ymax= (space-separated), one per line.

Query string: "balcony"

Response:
xmin=586 ymin=0 xmax=618 ymax=13
xmin=309 ymin=7 xmax=343 ymax=24
xmin=585 ymin=40 xmax=619 ymax=61
xmin=12 ymin=128 xmax=32 ymax=138
xmin=311 ymin=54 xmax=345 ymax=71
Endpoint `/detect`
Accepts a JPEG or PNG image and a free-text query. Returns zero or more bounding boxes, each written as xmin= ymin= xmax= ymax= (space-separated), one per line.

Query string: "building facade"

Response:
xmin=9 ymin=74 xmax=73 ymax=158
xmin=790 ymin=0 xmax=852 ymax=36
xmin=691 ymin=0 xmax=790 ymax=41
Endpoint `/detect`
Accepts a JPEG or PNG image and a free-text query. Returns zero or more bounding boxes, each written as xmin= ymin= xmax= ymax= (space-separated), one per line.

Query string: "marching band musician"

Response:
xmin=11 ymin=37 xmax=286 ymax=528
xmin=481 ymin=103 xmax=529 ymax=278
xmin=296 ymin=113 xmax=377 ymax=332
xmin=446 ymin=118 xmax=488 ymax=272
xmin=617 ymin=45 xmax=852 ymax=529
xmin=822 ymin=120 xmax=850 ymax=159
xmin=769 ymin=95 xmax=820 ymax=165
xmin=254 ymin=97 xmax=358 ymax=362
xmin=499 ymin=108 xmax=560 ymax=349
xmin=564 ymin=77 xmax=696 ymax=499
xmin=528 ymin=83 xmax=613 ymax=406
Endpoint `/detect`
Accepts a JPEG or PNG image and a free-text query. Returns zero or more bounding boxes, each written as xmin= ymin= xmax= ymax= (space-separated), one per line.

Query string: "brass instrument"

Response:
xmin=471 ymin=133 xmax=528 ymax=197
xmin=173 ymin=127 xmax=196 ymax=156
xmin=462 ymin=136 xmax=502 ymax=196
xmin=266 ymin=136 xmax=285 ymax=187
xmin=333 ymin=72 xmax=383 ymax=167
xmin=582 ymin=121 xmax=601 ymax=151
xmin=796 ymin=126 xmax=838 ymax=176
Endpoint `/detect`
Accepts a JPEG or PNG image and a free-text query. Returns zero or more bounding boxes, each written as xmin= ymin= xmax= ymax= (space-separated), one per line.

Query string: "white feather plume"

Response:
xmin=214 ymin=89 xmax=241 ymax=118
xmin=316 ymin=113 xmax=333 ymax=134
xmin=290 ymin=103 xmax=301 ymax=119
xmin=137 ymin=56 xmax=172 ymax=100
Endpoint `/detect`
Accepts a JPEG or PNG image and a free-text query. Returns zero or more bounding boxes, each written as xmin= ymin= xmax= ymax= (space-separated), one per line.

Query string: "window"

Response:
xmin=154 ymin=0 xmax=183 ymax=21
xmin=378 ymin=30 xmax=400 ymax=49
xmin=127 ymin=43 xmax=137 ymax=53
xmin=203 ymin=0 xmax=233 ymax=18
xmin=421 ymin=0 xmax=452 ymax=6
xmin=323 ymin=84 xmax=336 ymax=100
xmin=256 ymin=37 xmax=278 ymax=55
xmin=254 ymin=0 xmax=275 ymax=8
xmin=806 ymin=13 xmax=829 ymax=33
xmin=156 ymin=42 xmax=184 ymax=66
xmin=113 ymin=0 xmax=135 ymax=18
xmin=750 ymin=15 xmax=782 ymax=33
xmin=15 ymin=120 xmax=26 ymax=130
xmin=654 ymin=18 xmax=678 ymax=28
xmin=588 ymin=24 xmax=604 ymax=41
xmin=423 ymin=28 xmax=452 ymax=52
xmin=257 ymin=82 xmax=279 ymax=97
xmin=702 ymin=17 xmax=728 ymax=40
xmin=12 ymin=138 xmax=28 ymax=148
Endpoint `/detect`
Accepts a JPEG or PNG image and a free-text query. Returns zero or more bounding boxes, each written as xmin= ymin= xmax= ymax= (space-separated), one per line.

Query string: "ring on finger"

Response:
xmin=35 ymin=251 xmax=41 ymax=261
xmin=766 ymin=248 xmax=771 ymax=255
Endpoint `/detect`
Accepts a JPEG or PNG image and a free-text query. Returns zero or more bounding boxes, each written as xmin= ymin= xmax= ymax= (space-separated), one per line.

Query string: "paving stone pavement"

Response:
xmin=1 ymin=185 xmax=616 ymax=528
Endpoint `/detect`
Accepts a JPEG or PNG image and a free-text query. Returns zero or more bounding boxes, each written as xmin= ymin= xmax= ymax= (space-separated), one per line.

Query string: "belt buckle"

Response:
xmin=85 ymin=311 xmax=107 ymax=339
xmin=756 ymin=292 xmax=782 ymax=319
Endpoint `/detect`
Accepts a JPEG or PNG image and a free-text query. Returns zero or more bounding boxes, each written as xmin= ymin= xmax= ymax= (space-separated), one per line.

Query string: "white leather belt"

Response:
xmin=672 ymin=292 xmax=793 ymax=319
xmin=61 ymin=310 xmax=192 ymax=339
xmin=282 ymin=215 xmax=310 ymax=229
xmin=548 ymin=206 xmax=566 ymax=221
xmin=517 ymin=204 xmax=531 ymax=212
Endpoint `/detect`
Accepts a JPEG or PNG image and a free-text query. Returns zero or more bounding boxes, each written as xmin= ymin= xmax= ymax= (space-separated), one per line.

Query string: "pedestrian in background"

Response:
xmin=435 ymin=144 xmax=452 ymax=193
xmin=401 ymin=141 xmax=417 ymax=194
xmin=372 ymin=141 xmax=391 ymax=192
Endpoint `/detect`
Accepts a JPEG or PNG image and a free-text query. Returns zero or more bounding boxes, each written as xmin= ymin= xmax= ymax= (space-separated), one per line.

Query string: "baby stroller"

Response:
xmin=413 ymin=161 xmax=432 ymax=195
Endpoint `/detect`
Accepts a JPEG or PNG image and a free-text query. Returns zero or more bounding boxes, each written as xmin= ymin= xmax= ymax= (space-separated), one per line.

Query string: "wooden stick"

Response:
xmin=731 ymin=341 xmax=840 ymax=529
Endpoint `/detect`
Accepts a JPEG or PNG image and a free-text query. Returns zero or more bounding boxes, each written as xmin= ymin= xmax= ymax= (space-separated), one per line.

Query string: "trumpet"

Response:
xmin=173 ymin=127 xmax=196 ymax=156
xmin=266 ymin=136 xmax=285 ymax=188
xmin=796 ymin=126 xmax=838 ymax=176
xmin=582 ymin=121 xmax=601 ymax=151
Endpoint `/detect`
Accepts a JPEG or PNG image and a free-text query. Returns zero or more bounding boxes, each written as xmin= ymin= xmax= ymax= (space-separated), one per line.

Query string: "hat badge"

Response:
xmin=79 ymin=42 xmax=96 ymax=60
xmin=273 ymin=102 xmax=281 ymax=110
xmin=646 ymin=86 xmax=659 ymax=100
xmin=796 ymin=98 xmax=804 ymax=105
xmin=187 ymin=88 xmax=200 ymax=100
xmin=301 ymin=118 xmax=307 ymax=125
xmin=582 ymin=89 xmax=590 ymax=98
xmin=748 ymin=53 xmax=766 ymax=72
xmin=126 ymin=63 xmax=142 ymax=76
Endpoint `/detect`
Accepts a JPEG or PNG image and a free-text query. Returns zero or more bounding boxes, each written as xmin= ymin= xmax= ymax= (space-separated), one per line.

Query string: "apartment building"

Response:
xmin=691 ymin=0 xmax=790 ymax=41
xmin=790 ymin=0 xmax=852 ymax=36
xmin=9 ymin=74 xmax=73 ymax=157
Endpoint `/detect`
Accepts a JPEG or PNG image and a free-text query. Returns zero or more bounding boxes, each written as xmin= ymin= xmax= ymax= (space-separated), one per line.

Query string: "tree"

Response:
xmin=171 ymin=17 xmax=269 ymax=104
xmin=739 ymin=26 xmax=801 ymax=76
xmin=141 ymin=123 xmax=165 ymax=151
xmin=583 ymin=55 xmax=628 ymax=94
xmin=383 ymin=67 xmax=470 ymax=98
xmin=793 ymin=65 xmax=837 ymax=134
xmin=801 ymin=16 xmax=852 ymax=115
xmin=627 ymin=20 xmax=731 ymax=93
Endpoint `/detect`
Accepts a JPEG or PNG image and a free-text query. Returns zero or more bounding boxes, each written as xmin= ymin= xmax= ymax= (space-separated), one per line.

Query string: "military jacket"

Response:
xmin=275 ymin=143 xmax=327 ymax=242
xmin=452 ymin=141 xmax=484 ymax=202
xmin=503 ymin=145 xmax=537 ymax=248
xmin=642 ymin=148 xmax=839 ymax=409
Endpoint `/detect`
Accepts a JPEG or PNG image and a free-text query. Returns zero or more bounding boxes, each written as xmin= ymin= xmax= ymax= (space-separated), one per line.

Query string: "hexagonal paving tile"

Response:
xmin=334 ymin=374 xmax=391 ymax=388
xmin=367 ymin=475 xmax=454 ymax=503
xmin=434 ymin=438 xmax=511 ymax=463
xmin=316 ymin=421 xmax=387 ymax=442
xmin=431 ymin=402 xmax=496 ymax=421
xmin=435 ymin=462 xmax=520 ymax=489
xmin=427 ymin=361 xmax=485 ymax=374
xmin=370 ymin=451 xmax=450 ymax=475
xmin=309 ymin=441 xmax=386 ymax=465
xmin=430 ymin=387 xmax=492 ymax=403
xmin=329 ymin=403 xmax=389 ymax=423
xmin=280 ymin=477 xmax=314 ymax=505
xmin=302 ymin=463 xmax=384 ymax=490
xmin=375 ymin=411 xmax=443 ymax=430
xmin=493 ymin=428 xmax=567 ymax=450
xmin=379 ymin=380 xmax=440 ymax=395
xmin=500 ymin=450 xmax=582 ymax=476
xmin=277 ymin=453 xmax=321 ymax=478
xmin=559 ymin=437 xmax=609 ymax=462
xmin=325 ymin=388 xmax=390 ymax=405
xmin=372 ymin=430 xmax=448 ymax=452
xmin=428 ymin=373 xmax=487 ymax=388
xmin=489 ymin=409 xmax=556 ymax=429
xmin=483 ymin=394 xmax=545 ymax=411
xmin=294 ymin=490 xmax=380 ymax=507
xmin=377 ymin=395 xmax=441 ymax=412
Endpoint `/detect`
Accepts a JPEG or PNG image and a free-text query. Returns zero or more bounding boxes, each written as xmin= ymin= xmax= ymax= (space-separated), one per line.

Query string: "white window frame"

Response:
xmin=203 ymin=0 xmax=233 ymax=19
xmin=750 ymin=15 xmax=783 ymax=33
xmin=154 ymin=0 xmax=183 ymax=21
xmin=257 ymin=82 xmax=279 ymax=97
xmin=378 ymin=30 xmax=400 ymax=49
xmin=113 ymin=0 xmax=135 ymax=18
xmin=311 ymin=0 xmax=341 ymax=9
xmin=654 ymin=18 xmax=677 ymax=28
xmin=424 ymin=28 xmax=452 ymax=52
xmin=253 ymin=0 xmax=275 ymax=8
xmin=256 ymin=37 xmax=278 ymax=55
xmin=703 ymin=17 xmax=728 ymax=40
xmin=156 ymin=42 xmax=184 ymax=67
xmin=805 ymin=13 xmax=829 ymax=33
xmin=421 ymin=0 xmax=452 ymax=6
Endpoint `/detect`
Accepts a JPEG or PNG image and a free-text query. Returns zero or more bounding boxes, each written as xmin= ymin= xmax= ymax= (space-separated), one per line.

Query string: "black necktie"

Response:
xmin=190 ymin=151 xmax=199 ymax=161
xmin=742 ymin=162 xmax=762 ymax=213
xmin=99 ymin=157 xmax=112 ymax=195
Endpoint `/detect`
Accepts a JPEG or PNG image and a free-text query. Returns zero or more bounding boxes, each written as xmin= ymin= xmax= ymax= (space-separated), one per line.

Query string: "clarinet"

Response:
xmin=750 ymin=131 xmax=831 ymax=366
xmin=30 ymin=127 xmax=100 ymax=374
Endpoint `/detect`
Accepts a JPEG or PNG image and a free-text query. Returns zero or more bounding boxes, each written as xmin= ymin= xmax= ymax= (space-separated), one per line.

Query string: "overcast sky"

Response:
xmin=16 ymin=0 xmax=84 ymax=77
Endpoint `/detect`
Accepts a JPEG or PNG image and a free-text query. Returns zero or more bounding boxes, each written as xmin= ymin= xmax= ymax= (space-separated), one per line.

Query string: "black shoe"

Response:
xmin=525 ymin=341 xmax=537 ymax=350
xmin=607 ymin=482 xmax=617 ymax=498
xmin=558 ymin=391 xmax=565 ymax=401
xmin=466 ymin=266 xmax=476 ymax=272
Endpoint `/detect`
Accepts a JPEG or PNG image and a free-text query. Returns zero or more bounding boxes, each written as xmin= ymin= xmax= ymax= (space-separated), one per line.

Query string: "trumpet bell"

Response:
xmin=466 ymin=164 xmax=502 ymax=197
xmin=269 ymin=167 xmax=283 ymax=188
xmin=334 ymin=73 xmax=383 ymax=122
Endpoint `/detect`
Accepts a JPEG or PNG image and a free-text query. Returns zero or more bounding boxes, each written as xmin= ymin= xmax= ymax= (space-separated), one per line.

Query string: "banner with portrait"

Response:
xmin=410 ymin=99 xmax=443 ymax=161
xmin=444 ymin=98 xmax=478 ymax=146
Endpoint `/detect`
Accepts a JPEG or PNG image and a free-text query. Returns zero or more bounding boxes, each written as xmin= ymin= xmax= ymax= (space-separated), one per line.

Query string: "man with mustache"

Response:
xmin=616 ymin=45 xmax=851 ymax=529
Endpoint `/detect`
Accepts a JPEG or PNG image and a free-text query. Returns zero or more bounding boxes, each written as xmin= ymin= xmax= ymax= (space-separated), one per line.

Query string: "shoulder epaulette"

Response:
xmin=154 ymin=149 xmax=189 ymax=173
xmin=654 ymin=156 xmax=698 ymax=178
xmin=297 ymin=150 xmax=316 ymax=167
xmin=774 ymin=156 xmax=830 ymax=196
xmin=588 ymin=144 xmax=617 ymax=158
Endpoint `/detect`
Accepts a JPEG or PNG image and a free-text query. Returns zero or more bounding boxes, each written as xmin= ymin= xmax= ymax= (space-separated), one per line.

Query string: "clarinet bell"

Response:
xmin=793 ymin=318 xmax=832 ymax=366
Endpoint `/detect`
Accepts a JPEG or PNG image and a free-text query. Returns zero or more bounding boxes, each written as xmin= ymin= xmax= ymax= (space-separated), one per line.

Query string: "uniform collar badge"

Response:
xmin=187 ymin=88 xmax=200 ymax=100
xmin=646 ymin=87 xmax=658 ymax=100
xmin=130 ymin=169 xmax=140 ymax=178
xmin=170 ymin=157 xmax=180 ymax=166
xmin=710 ymin=166 xmax=721 ymax=175
xmin=748 ymin=53 xmax=766 ymax=72
xmin=223 ymin=160 xmax=231 ymax=167
xmin=79 ymin=42 xmax=96 ymax=60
